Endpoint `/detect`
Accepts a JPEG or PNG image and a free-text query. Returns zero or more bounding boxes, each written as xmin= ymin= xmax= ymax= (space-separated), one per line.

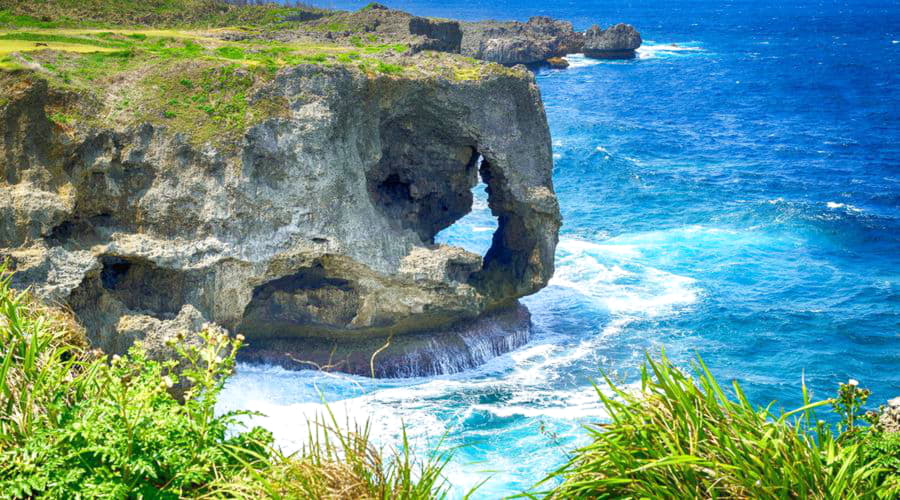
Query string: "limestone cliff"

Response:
xmin=0 ymin=54 xmax=560 ymax=377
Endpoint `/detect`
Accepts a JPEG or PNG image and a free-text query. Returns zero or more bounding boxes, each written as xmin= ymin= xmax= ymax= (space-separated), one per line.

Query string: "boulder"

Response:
xmin=546 ymin=56 xmax=569 ymax=69
xmin=583 ymin=23 xmax=642 ymax=59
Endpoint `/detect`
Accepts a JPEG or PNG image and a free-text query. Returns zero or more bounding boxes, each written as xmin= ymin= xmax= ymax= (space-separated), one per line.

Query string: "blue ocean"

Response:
xmin=218 ymin=1 xmax=900 ymax=496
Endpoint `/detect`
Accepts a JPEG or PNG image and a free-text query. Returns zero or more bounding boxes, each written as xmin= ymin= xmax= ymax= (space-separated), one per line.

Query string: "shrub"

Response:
xmin=375 ymin=61 xmax=403 ymax=75
xmin=535 ymin=353 xmax=900 ymax=499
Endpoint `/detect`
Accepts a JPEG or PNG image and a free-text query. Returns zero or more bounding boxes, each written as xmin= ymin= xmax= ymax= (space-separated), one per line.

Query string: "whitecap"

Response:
xmin=550 ymin=237 xmax=699 ymax=317
xmin=562 ymin=53 xmax=603 ymax=68
xmin=637 ymin=42 xmax=704 ymax=60
xmin=826 ymin=201 xmax=862 ymax=213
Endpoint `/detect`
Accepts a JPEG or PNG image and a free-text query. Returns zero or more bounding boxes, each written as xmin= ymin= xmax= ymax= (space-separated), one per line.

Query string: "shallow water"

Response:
xmin=219 ymin=1 xmax=900 ymax=496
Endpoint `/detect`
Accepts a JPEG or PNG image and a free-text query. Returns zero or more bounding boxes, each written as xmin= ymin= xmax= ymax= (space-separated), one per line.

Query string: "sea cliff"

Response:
xmin=0 ymin=3 xmax=562 ymax=376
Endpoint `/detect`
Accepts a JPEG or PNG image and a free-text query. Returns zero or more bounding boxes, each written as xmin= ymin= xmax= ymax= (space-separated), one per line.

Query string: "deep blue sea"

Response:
xmin=219 ymin=1 xmax=900 ymax=496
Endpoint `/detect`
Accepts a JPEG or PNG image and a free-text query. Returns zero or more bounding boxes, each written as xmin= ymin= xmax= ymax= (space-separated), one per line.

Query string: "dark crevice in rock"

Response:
xmin=367 ymin=121 xmax=481 ymax=243
xmin=46 ymin=213 xmax=114 ymax=246
xmin=239 ymin=261 xmax=362 ymax=337
xmin=66 ymin=256 xmax=201 ymax=353
xmin=94 ymin=256 xmax=191 ymax=317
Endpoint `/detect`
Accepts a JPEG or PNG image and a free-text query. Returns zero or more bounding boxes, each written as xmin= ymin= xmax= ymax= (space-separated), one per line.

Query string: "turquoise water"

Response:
xmin=219 ymin=1 xmax=900 ymax=496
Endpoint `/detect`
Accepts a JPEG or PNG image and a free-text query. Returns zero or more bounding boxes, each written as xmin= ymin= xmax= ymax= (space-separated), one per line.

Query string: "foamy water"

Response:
xmin=218 ymin=0 xmax=900 ymax=495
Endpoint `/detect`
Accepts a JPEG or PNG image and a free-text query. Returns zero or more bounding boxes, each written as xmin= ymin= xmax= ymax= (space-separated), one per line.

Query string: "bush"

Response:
xmin=0 ymin=262 xmax=453 ymax=498
xmin=535 ymin=353 xmax=900 ymax=499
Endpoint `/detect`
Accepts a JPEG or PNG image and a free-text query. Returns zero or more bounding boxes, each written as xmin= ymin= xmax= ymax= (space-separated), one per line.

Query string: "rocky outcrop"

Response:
xmin=546 ymin=57 xmax=569 ymax=69
xmin=583 ymin=24 xmax=642 ymax=59
xmin=260 ymin=3 xmax=463 ymax=55
xmin=460 ymin=16 xmax=583 ymax=65
xmin=0 ymin=61 xmax=560 ymax=377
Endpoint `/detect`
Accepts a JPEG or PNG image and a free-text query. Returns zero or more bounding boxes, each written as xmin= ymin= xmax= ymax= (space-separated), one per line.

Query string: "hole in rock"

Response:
xmin=434 ymin=156 xmax=499 ymax=257
xmin=239 ymin=262 xmax=363 ymax=336
xmin=95 ymin=256 xmax=191 ymax=316
xmin=367 ymin=139 xmax=482 ymax=243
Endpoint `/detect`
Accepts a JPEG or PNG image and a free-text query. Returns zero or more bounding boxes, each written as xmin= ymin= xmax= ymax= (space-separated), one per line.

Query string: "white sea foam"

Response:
xmin=826 ymin=201 xmax=862 ymax=212
xmin=563 ymin=53 xmax=604 ymax=68
xmin=550 ymin=237 xmax=699 ymax=317
xmin=218 ymin=229 xmax=707 ymax=495
xmin=637 ymin=42 xmax=704 ymax=59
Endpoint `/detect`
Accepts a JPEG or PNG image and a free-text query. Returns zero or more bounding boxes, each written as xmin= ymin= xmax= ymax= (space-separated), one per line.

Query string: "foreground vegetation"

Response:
xmin=533 ymin=354 xmax=900 ymax=499
xmin=0 ymin=263 xmax=451 ymax=498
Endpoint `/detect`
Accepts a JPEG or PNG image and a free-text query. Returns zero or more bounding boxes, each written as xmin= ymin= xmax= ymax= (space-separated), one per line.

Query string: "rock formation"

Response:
xmin=546 ymin=57 xmax=570 ymax=69
xmin=583 ymin=23 xmax=643 ymax=59
xmin=0 ymin=59 xmax=560 ymax=377
xmin=239 ymin=3 xmax=463 ymax=55
xmin=460 ymin=16 xmax=583 ymax=65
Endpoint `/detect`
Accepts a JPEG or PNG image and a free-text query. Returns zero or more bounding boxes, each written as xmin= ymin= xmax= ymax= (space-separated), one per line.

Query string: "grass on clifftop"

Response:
xmin=532 ymin=353 xmax=900 ymax=499
xmin=0 ymin=262 xmax=452 ymax=498
xmin=0 ymin=1 xmax=327 ymax=29
xmin=0 ymin=0 xmax=526 ymax=147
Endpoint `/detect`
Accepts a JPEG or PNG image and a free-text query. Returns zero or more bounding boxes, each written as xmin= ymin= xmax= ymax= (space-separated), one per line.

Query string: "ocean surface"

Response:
xmin=218 ymin=1 xmax=900 ymax=496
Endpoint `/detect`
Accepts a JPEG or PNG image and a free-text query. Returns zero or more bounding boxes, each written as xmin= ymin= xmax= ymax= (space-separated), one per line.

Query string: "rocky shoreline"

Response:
xmin=461 ymin=17 xmax=643 ymax=65
xmin=220 ymin=4 xmax=643 ymax=67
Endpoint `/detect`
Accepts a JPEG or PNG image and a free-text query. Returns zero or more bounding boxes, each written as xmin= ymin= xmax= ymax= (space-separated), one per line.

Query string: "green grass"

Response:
xmin=0 ymin=2 xmax=329 ymax=29
xmin=0 ymin=31 xmax=129 ymax=48
xmin=532 ymin=352 xmax=900 ymax=499
xmin=375 ymin=61 xmax=404 ymax=75
xmin=0 ymin=262 xmax=454 ymax=498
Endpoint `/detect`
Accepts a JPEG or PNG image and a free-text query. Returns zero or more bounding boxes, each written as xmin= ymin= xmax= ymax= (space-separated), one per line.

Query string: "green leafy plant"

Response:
xmin=531 ymin=352 xmax=899 ymax=499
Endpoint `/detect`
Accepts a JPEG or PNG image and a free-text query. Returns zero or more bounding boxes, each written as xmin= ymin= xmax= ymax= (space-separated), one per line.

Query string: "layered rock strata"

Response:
xmin=0 ymin=61 xmax=560 ymax=377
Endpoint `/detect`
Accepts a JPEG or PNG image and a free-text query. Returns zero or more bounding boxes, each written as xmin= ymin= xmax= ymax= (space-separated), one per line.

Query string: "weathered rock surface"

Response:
xmin=0 ymin=61 xmax=560 ymax=377
xmin=240 ymin=303 xmax=531 ymax=378
xmin=583 ymin=23 xmax=642 ymax=59
xmin=460 ymin=16 xmax=583 ymax=65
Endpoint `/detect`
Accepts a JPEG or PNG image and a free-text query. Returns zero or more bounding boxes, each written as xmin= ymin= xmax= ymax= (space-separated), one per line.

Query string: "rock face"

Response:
xmin=583 ymin=23 xmax=642 ymax=59
xmin=0 ymin=62 xmax=560 ymax=377
xmin=460 ymin=16 xmax=583 ymax=65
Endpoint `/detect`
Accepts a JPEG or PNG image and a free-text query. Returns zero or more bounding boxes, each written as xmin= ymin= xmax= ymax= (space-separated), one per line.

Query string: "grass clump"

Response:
xmin=0 ymin=262 xmax=454 ymax=498
xmin=536 ymin=353 xmax=900 ymax=499
xmin=140 ymin=62 xmax=287 ymax=146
